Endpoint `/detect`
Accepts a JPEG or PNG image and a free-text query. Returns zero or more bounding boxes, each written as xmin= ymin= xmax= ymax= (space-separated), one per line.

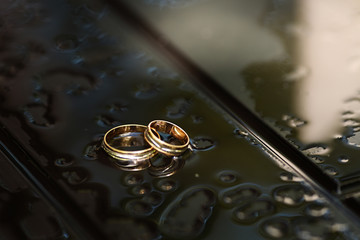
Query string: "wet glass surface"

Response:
xmin=0 ymin=0 xmax=360 ymax=239
xmin=125 ymin=0 xmax=360 ymax=192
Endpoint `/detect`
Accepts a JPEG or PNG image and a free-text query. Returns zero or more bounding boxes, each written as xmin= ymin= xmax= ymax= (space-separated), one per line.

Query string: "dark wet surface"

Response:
xmin=1 ymin=0 xmax=360 ymax=239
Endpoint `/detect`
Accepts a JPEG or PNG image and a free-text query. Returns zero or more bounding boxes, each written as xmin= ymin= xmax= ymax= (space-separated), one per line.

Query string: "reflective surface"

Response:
xmin=126 ymin=0 xmax=360 ymax=184
xmin=0 ymin=0 xmax=360 ymax=239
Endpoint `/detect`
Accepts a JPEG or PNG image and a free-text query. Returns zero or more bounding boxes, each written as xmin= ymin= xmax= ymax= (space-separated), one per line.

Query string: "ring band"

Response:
xmin=102 ymin=124 xmax=157 ymax=166
xmin=144 ymin=120 xmax=190 ymax=156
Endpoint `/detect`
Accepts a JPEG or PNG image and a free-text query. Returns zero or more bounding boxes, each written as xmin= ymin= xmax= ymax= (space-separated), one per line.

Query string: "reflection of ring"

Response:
xmin=145 ymin=120 xmax=190 ymax=156
xmin=102 ymin=124 xmax=157 ymax=166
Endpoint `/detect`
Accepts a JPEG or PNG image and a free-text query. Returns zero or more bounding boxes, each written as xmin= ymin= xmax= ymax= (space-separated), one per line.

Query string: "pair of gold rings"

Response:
xmin=102 ymin=120 xmax=190 ymax=169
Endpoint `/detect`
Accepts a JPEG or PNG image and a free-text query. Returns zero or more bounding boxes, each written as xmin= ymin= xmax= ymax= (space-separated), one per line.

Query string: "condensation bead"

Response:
xmin=232 ymin=199 xmax=275 ymax=224
xmin=54 ymin=157 xmax=74 ymax=167
xmin=83 ymin=142 xmax=101 ymax=160
xmin=62 ymin=169 xmax=88 ymax=185
xmin=220 ymin=184 xmax=261 ymax=207
xmin=260 ymin=217 xmax=291 ymax=239
xmin=190 ymin=137 xmax=215 ymax=151
xmin=279 ymin=172 xmax=302 ymax=182
xmin=217 ymin=170 xmax=240 ymax=184
xmin=125 ymin=199 xmax=153 ymax=217
xmin=123 ymin=173 xmax=144 ymax=186
xmin=273 ymin=185 xmax=305 ymax=206
xmin=337 ymin=155 xmax=349 ymax=164
xmin=54 ymin=34 xmax=80 ymax=51
xmin=166 ymin=98 xmax=191 ymax=119
xmin=156 ymin=179 xmax=178 ymax=192
xmin=293 ymin=217 xmax=337 ymax=240
xmin=305 ymin=203 xmax=329 ymax=217
xmin=134 ymin=82 xmax=160 ymax=99
xmin=160 ymin=187 xmax=216 ymax=239
xmin=142 ymin=191 xmax=163 ymax=207
xmin=131 ymin=183 xmax=152 ymax=196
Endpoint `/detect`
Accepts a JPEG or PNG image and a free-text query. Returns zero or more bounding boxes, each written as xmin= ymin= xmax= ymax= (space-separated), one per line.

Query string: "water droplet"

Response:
xmin=293 ymin=217 xmax=335 ymax=240
xmin=0 ymin=57 xmax=25 ymax=78
xmin=233 ymin=199 xmax=275 ymax=224
xmin=282 ymin=114 xmax=306 ymax=128
xmin=323 ymin=166 xmax=338 ymax=176
xmin=233 ymin=128 xmax=249 ymax=137
xmin=62 ymin=169 xmax=88 ymax=185
xmin=346 ymin=131 xmax=360 ymax=147
xmin=279 ymin=172 xmax=303 ymax=182
xmin=147 ymin=66 xmax=159 ymax=77
xmin=305 ymin=203 xmax=329 ymax=217
xmin=83 ymin=142 xmax=101 ymax=160
xmin=191 ymin=137 xmax=215 ymax=151
xmin=160 ymin=188 xmax=216 ymax=239
xmin=220 ymin=184 xmax=261 ymax=207
xmin=54 ymin=158 xmax=74 ymax=167
xmin=343 ymin=119 xmax=360 ymax=127
xmin=273 ymin=185 xmax=305 ymax=206
xmin=217 ymin=170 xmax=240 ymax=184
xmin=260 ymin=217 xmax=290 ymax=239
xmin=284 ymin=65 xmax=309 ymax=82
xmin=125 ymin=200 xmax=153 ymax=217
xmin=302 ymin=145 xmax=330 ymax=156
xmin=123 ymin=173 xmax=144 ymax=186
xmin=134 ymin=82 xmax=160 ymax=99
xmin=54 ymin=34 xmax=80 ymax=51
xmin=131 ymin=183 xmax=151 ymax=196
xmin=191 ymin=115 xmax=204 ymax=124
xmin=309 ymin=156 xmax=325 ymax=164
xmin=338 ymin=155 xmax=349 ymax=164
xmin=95 ymin=115 xmax=120 ymax=127
xmin=23 ymin=104 xmax=54 ymax=128
xmin=156 ymin=179 xmax=177 ymax=192
xmin=142 ymin=191 xmax=163 ymax=207
xmin=106 ymin=102 xmax=128 ymax=113
xmin=37 ymin=69 xmax=97 ymax=95
xmin=166 ymin=98 xmax=191 ymax=119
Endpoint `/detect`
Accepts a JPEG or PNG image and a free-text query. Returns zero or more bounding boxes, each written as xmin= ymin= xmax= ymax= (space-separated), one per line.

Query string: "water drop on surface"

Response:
xmin=191 ymin=137 xmax=215 ymax=151
xmin=337 ymin=155 xmax=349 ymax=164
xmin=123 ymin=173 xmax=144 ymax=186
xmin=62 ymin=169 xmax=88 ymax=185
xmin=156 ymin=179 xmax=177 ymax=192
xmin=160 ymin=187 xmax=216 ymax=239
xmin=134 ymin=82 xmax=160 ymax=99
xmin=131 ymin=183 xmax=151 ymax=196
xmin=279 ymin=172 xmax=303 ymax=182
xmin=302 ymin=145 xmax=330 ymax=156
xmin=54 ymin=34 xmax=80 ymax=51
xmin=166 ymin=98 xmax=191 ymax=119
xmin=273 ymin=185 xmax=305 ymax=206
xmin=220 ymin=184 xmax=261 ymax=207
xmin=260 ymin=217 xmax=290 ymax=239
xmin=293 ymin=217 xmax=335 ymax=240
xmin=142 ymin=191 xmax=163 ymax=207
xmin=233 ymin=199 xmax=275 ymax=224
xmin=83 ymin=142 xmax=100 ymax=160
xmin=233 ymin=128 xmax=249 ymax=137
xmin=217 ymin=170 xmax=240 ymax=184
xmin=54 ymin=158 xmax=74 ymax=167
xmin=125 ymin=200 xmax=153 ymax=217
xmin=323 ymin=166 xmax=338 ymax=176
xmin=305 ymin=203 xmax=329 ymax=217
xmin=282 ymin=114 xmax=306 ymax=128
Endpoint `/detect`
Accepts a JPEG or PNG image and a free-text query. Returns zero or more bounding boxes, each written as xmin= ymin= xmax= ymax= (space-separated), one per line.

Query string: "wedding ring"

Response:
xmin=102 ymin=124 xmax=157 ymax=166
xmin=144 ymin=120 xmax=190 ymax=156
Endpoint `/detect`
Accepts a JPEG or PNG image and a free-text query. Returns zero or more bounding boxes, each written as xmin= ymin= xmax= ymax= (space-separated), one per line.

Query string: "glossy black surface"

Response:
xmin=1 ymin=0 xmax=360 ymax=239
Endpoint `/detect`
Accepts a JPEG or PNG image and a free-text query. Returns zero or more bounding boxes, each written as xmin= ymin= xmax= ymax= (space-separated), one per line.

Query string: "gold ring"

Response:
xmin=102 ymin=124 xmax=157 ymax=167
xmin=144 ymin=120 xmax=190 ymax=156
